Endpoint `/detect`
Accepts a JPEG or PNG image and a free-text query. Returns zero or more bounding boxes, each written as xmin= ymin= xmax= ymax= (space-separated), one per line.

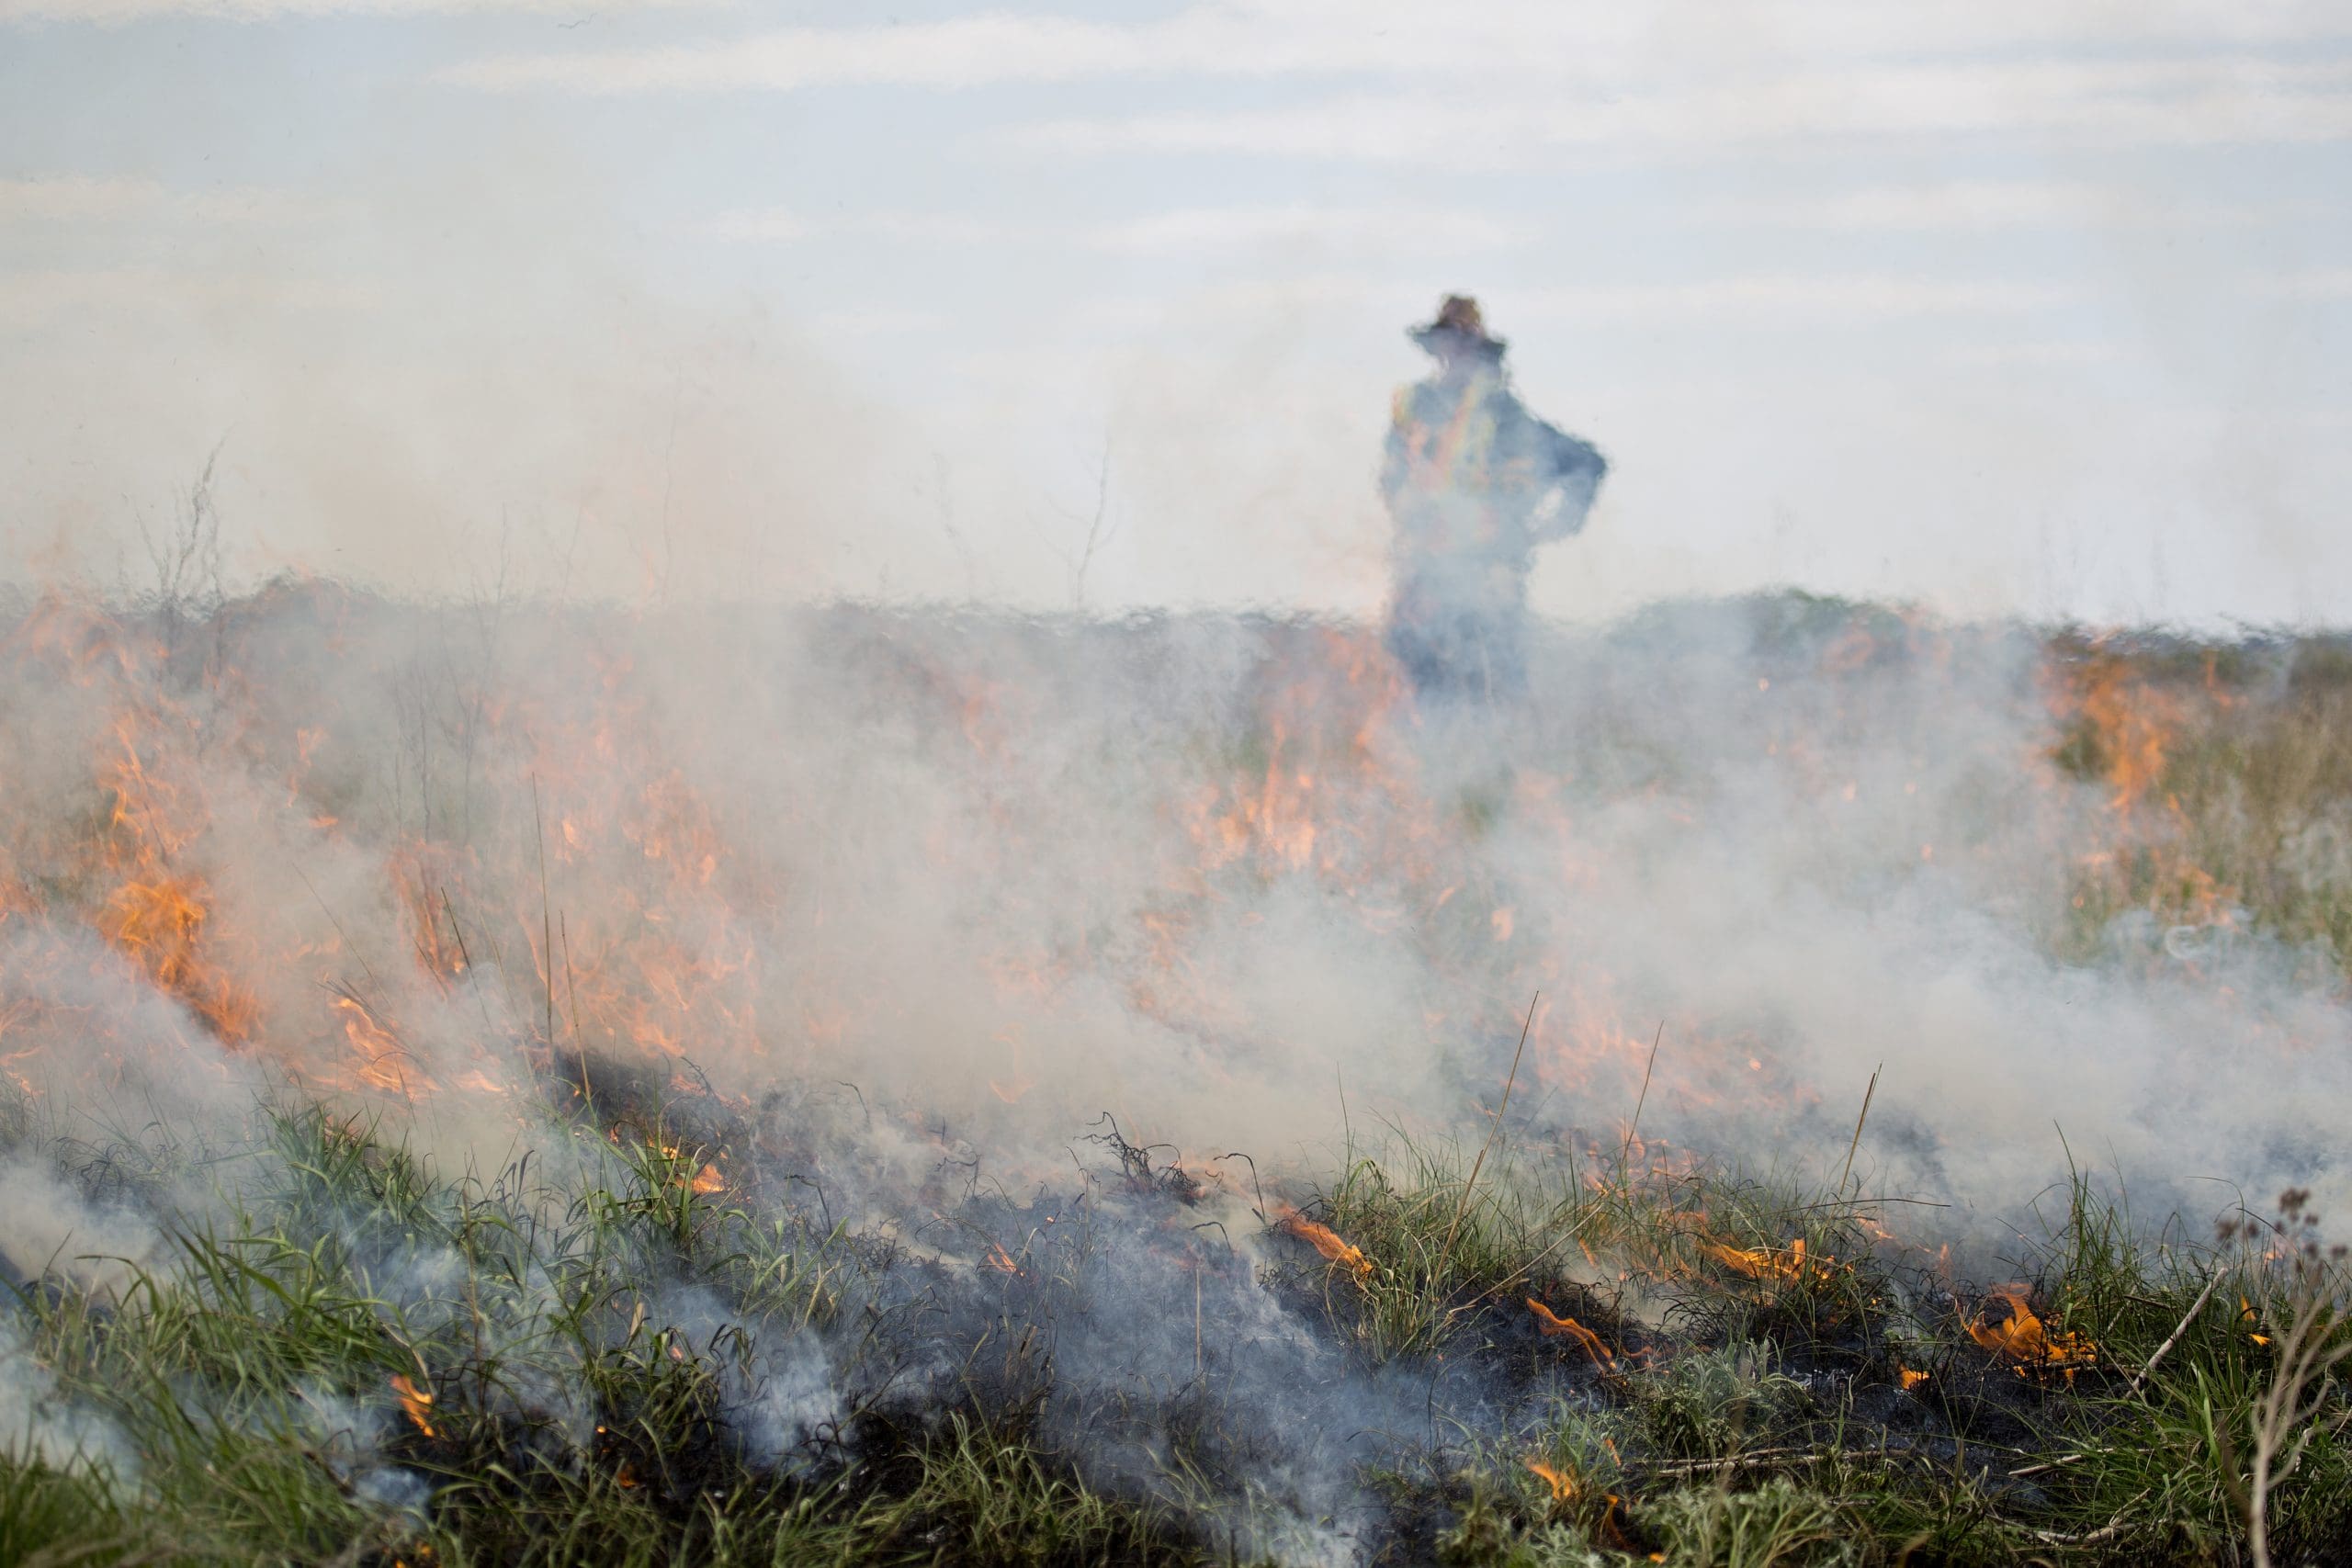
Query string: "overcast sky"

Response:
xmin=4 ymin=1 xmax=2349 ymax=626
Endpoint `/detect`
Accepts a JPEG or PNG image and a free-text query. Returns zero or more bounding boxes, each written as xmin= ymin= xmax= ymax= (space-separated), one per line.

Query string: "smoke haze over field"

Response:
xmin=10 ymin=580 xmax=2352 ymax=1554
xmin=0 ymin=0 xmax=2347 ymax=1348
xmin=3 ymin=2 xmax=2351 ymax=625
xmin=10 ymin=9 xmax=2352 ymax=1557
xmin=4 ymin=585 xmax=2347 ymax=1242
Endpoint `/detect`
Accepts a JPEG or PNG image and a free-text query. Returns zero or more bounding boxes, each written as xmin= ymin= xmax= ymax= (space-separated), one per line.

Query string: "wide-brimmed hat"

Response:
xmin=1408 ymin=294 xmax=1506 ymax=357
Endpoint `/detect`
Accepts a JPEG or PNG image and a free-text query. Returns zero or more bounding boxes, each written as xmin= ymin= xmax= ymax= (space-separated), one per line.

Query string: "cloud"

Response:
xmin=3 ymin=0 xmax=699 ymax=22
xmin=1000 ymin=59 xmax=2352 ymax=167
xmin=1521 ymin=274 xmax=2073 ymax=323
xmin=442 ymin=14 xmax=1200 ymax=94
xmin=702 ymin=203 xmax=1521 ymax=255
xmin=1073 ymin=269 xmax=2069 ymax=333
xmin=1687 ymin=178 xmax=2326 ymax=232
xmin=2269 ymin=266 xmax=2352 ymax=299
xmin=701 ymin=208 xmax=810 ymax=243
xmin=1084 ymin=205 xmax=1522 ymax=254
xmin=809 ymin=306 xmax=944 ymax=336
xmin=1942 ymin=339 xmax=2120 ymax=367
xmin=704 ymin=208 xmax=1019 ymax=246
xmin=437 ymin=2 xmax=2352 ymax=96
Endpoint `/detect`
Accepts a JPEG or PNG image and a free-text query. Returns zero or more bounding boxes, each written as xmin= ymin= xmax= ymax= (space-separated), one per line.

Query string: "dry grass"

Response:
xmin=9 ymin=613 xmax=2352 ymax=1564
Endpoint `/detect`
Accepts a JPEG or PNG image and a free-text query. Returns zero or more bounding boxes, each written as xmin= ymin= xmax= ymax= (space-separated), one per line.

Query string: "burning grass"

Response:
xmin=4 ymin=1079 xmax=2352 ymax=1564
xmin=0 ymin=1092 xmax=1201 ymax=1568
xmin=8 ymin=588 xmax=2352 ymax=1562
xmin=1298 ymin=1138 xmax=2352 ymax=1565
xmin=2044 ymin=626 xmax=2352 ymax=976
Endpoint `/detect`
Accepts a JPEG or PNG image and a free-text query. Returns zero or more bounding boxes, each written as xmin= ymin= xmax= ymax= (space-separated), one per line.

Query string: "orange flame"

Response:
xmin=1964 ymin=1285 xmax=2098 ymax=1380
xmin=390 ymin=1373 xmax=435 ymax=1437
xmin=1524 ymin=1458 xmax=1577 ymax=1501
xmin=334 ymin=996 xmax=424 ymax=1097
xmin=2067 ymin=653 xmax=2177 ymax=817
xmin=1698 ymin=1236 xmax=1833 ymax=1284
xmin=2241 ymin=1294 xmax=2272 ymax=1347
xmin=1526 ymin=1298 xmax=1615 ymax=1368
xmin=96 ymin=875 xmax=256 ymax=1042
xmin=1279 ymin=1214 xmax=1372 ymax=1279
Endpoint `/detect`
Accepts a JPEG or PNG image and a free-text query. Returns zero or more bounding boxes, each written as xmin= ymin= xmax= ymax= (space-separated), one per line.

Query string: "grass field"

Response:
xmin=4 ymin=1076 xmax=2347 ymax=1566
xmin=6 ymin=603 xmax=2352 ymax=1566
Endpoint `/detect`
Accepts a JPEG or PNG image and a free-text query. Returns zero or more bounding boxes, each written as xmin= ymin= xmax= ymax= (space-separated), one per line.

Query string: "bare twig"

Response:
xmin=437 ymin=886 xmax=470 ymax=972
xmin=2124 ymin=1270 xmax=2221 ymax=1397
xmin=2027 ymin=1491 xmax=2147 ymax=1548
xmin=1839 ymin=1062 xmax=1882 ymax=1191
xmin=1215 ymin=1151 xmax=1267 ymax=1223
xmin=1034 ymin=434 xmax=1120 ymax=609
xmin=1193 ymin=1267 xmax=1203 ymax=1381
xmin=291 ymin=862 xmax=381 ymax=997
xmin=2241 ymin=1264 xmax=2352 ymax=1568
xmin=560 ymin=912 xmax=584 ymax=1044
xmin=1786 ymin=1195 xmax=1951 ymax=1213
xmin=1644 ymin=1446 xmax=1829 ymax=1478
xmin=1620 ymin=1021 xmax=1664 ymax=1171
xmin=530 ymin=773 xmax=554 ymax=1045
xmin=1069 ymin=440 xmax=1116 ymax=609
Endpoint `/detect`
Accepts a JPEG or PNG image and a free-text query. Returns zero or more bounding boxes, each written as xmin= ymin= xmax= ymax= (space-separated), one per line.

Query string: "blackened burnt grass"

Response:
xmin=4 ymin=1066 xmax=2349 ymax=1568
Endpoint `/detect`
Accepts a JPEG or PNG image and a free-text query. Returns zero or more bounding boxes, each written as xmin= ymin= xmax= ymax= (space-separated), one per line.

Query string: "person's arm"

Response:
xmin=1528 ymin=419 xmax=1606 ymax=542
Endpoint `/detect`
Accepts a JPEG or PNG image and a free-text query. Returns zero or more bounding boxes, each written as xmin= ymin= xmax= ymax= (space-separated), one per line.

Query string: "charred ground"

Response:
xmin=6 ymin=1062 xmax=2349 ymax=1565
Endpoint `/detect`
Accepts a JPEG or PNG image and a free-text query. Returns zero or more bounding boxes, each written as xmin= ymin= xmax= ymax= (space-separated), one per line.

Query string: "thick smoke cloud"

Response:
xmin=1 ymin=584 xmax=2340 ymax=1230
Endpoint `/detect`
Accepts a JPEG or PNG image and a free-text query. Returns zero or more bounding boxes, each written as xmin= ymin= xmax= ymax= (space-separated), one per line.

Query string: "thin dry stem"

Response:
xmin=1438 ymin=992 xmax=1538 ymax=1280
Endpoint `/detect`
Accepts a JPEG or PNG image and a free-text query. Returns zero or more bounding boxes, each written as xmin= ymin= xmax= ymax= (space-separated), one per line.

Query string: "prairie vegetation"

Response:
xmin=6 ymin=595 xmax=2352 ymax=1565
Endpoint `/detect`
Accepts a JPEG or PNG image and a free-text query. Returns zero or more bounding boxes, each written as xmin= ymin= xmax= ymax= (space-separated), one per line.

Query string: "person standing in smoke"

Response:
xmin=1381 ymin=296 xmax=1607 ymax=705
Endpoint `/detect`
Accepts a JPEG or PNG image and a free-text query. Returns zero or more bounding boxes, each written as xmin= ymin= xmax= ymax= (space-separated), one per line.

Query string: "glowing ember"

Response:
xmin=1897 ymin=1365 xmax=1929 ymax=1392
xmin=390 ymin=1373 xmax=435 ymax=1437
xmin=1964 ymin=1285 xmax=2098 ymax=1381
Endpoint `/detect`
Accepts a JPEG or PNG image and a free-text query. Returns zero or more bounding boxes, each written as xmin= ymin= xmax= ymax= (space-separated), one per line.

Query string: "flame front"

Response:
xmin=2061 ymin=648 xmax=2178 ymax=818
xmin=0 ymin=598 xmax=1793 ymax=1148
